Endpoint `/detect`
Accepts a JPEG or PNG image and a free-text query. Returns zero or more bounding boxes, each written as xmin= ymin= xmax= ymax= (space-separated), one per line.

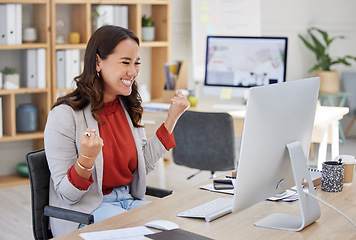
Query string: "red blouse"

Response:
xmin=67 ymin=99 xmax=176 ymax=194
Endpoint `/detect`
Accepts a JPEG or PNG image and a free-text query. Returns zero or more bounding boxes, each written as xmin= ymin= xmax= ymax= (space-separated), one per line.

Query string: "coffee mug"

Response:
xmin=335 ymin=155 xmax=356 ymax=184
xmin=321 ymin=160 xmax=344 ymax=192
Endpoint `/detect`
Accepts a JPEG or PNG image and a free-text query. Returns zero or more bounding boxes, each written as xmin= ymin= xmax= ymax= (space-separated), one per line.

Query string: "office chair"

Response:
xmin=342 ymin=72 xmax=356 ymax=136
xmin=173 ymin=111 xmax=236 ymax=179
xmin=26 ymin=149 xmax=173 ymax=240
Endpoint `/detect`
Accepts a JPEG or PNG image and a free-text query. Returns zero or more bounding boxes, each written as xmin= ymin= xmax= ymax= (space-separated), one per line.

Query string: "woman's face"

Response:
xmin=96 ymin=38 xmax=140 ymax=102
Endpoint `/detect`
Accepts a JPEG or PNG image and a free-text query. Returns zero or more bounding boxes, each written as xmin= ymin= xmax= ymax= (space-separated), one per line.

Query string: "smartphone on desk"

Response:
xmin=213 ymin=179 xmax=234 ymax=190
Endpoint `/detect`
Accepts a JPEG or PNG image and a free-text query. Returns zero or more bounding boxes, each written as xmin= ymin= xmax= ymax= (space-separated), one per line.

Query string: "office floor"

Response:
xmin=1 ymin=137 xmax=356 ymax=240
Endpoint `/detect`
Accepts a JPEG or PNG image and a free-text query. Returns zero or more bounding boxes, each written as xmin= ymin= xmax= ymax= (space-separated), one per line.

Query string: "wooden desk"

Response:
xmin=143 ymin=104 xmax=349 ymax=171
xmin=54 ymin=177 xmax=356 ymax=239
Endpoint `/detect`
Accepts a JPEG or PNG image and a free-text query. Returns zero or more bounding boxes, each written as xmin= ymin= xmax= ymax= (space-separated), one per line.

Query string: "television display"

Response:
xmin=205 ymin=36 xmax=288 ymax=88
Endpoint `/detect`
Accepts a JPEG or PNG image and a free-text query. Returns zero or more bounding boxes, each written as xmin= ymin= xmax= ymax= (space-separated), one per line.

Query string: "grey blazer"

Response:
xmin=44 ymin=100 xmax=168 ymax=237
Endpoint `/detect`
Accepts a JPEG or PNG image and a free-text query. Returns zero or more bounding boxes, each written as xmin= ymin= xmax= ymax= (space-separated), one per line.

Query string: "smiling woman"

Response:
xmin=43 ymin=25 xmax=190 ymax=237
xmin=96 ymin=38 xmax=141 ymax=101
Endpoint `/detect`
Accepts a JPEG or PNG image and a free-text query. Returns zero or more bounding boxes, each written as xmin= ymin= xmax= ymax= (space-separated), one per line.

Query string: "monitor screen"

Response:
xmin=232 ymin=77 xmax=321 ymax=230
xmin=204 ymin=36 xmax=288 ymax=88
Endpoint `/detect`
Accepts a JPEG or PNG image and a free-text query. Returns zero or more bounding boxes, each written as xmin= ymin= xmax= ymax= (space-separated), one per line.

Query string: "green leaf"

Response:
xmin=299 ymin=27 xmax=356 ymax=71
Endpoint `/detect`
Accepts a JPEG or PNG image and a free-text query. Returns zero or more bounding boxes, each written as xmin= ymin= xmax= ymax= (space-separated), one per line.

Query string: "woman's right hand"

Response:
xmin=79 ymin=128 xmax=104 ymax=167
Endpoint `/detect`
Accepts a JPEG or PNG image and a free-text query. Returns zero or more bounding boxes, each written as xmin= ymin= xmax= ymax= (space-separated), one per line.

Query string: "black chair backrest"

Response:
xmin=26 ymin=149 xmax=52 ymax=240
xmin=173 ymin=111 xmax=236 ymax=172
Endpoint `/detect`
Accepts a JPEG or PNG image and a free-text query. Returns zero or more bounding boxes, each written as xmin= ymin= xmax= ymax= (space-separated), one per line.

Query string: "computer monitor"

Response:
xmin=203 ymin=36 xmax=288 ymax=98
xmin=232 ymin=77 xmax=321 ymax=231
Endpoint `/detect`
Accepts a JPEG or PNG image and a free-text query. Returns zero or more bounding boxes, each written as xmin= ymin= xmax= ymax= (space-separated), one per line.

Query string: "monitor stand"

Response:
xmin=254 ymin=141 xmax=321 ymax=231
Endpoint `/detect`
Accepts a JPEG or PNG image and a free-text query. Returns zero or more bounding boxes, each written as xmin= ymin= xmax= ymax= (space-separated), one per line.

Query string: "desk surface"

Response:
xmin=55 ymin=177 xmax=356 ymax=240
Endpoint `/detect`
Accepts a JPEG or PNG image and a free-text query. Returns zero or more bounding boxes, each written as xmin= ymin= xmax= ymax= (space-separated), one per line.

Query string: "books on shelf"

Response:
xmin=0 ymin=3 xmax=22 ymax=45
xmin=96 ymin=5 xmax=128 ymax=30
xmin=56 ymin=49 xmax=80 ymax=89
xmin=22 ymin=49 xmax=46 ymax=88
xmin=164 ymin=61 xmax=182 ymax=90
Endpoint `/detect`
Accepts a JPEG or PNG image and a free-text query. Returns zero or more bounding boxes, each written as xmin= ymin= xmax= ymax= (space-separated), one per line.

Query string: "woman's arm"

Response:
xmin=164 ymin=90 xmax=190 ymax=134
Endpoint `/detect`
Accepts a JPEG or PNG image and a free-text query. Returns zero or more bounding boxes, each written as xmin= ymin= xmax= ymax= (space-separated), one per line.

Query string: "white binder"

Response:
xmin=6 ymin=4 xmax=16 ymax=45
xmin=96 ymin=5 xmax=114 ymax=29
xmin=37 ymin=48 xmax=46 ymax=88
xmin=23 ymin=49 xmax=37 ymax=88
xmin=0 ymin=5 xmax=7 ymax=45
xmin=15 ymin=4 xmax=22 ymax=44
xmin=71 ymin=49 xmax=80 ymax=80
xmin=0 ymin=97 xmax=2 ymax=138
xmin=56 ymin=50 xmax=66 ymax=89
xmin=65 ymin=49 xmax=80 ymax=89
xmin=0 ymin=4 xmax=16 ymax=45
xmin=120 ymin=5 xmax=128 ymax=29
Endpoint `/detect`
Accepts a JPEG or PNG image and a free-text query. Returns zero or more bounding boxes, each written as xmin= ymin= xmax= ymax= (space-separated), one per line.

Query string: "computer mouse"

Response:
xmin=145 ymin=219 xmax=179 ymax=231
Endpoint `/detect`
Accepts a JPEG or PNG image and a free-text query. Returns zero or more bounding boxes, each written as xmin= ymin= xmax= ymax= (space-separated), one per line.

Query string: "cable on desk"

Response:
xmin=281 ymin=183 xmax=356 ymax=229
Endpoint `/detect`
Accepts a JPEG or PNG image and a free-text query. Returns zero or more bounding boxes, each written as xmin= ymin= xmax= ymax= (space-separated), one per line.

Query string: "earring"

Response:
xmin=97 ymin=71 xmax=100 ymax=77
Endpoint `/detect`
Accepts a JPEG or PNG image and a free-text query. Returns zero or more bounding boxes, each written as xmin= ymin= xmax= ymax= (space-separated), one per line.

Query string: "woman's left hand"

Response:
xmin=164 ymin=90 xmax=190 ymax=133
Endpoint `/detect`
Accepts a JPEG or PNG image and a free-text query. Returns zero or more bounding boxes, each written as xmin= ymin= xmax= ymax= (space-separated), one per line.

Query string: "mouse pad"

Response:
xmin=145 ymin=229 xmax=214 ymax=240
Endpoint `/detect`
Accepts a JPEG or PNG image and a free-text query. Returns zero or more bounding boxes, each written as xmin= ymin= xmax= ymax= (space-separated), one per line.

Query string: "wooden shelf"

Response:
xmin=0 ymin=0 xmax=51 ymax=144
xmin=0 ymin=131 xmax=44 ymax=142
xmin=0 ymin=0 xmax=171 ymax=186
xmin=0 ymin=174 xmax=29 ymax=188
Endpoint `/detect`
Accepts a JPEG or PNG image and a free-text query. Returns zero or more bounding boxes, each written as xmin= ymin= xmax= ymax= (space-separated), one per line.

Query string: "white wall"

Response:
xmin=170 ymin=0 xmax=356 ymax=135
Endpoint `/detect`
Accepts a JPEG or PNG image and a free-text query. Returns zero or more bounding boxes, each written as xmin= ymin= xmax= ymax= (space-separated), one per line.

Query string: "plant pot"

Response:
xmin=315 ymin=70 xmax=340 ymax=94
xmin=142 ymin=26 xmax=155 ymax=41
xmin=3 ymin=73 xmax=20 ymax=90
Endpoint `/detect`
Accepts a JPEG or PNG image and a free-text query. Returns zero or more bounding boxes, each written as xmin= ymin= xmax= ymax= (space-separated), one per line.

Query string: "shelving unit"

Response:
xmin=0 ymin=0 xmax=51 ymax=150
xmin=0 ymin=0 xmax=171 ymax=179
xmin=50 ymin=0 xmax=171 ymax=102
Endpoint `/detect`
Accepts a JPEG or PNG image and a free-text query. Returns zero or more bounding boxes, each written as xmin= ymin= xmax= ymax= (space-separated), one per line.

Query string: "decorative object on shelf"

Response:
xmin=68 ymin=32 xmax=80 ymax=44
xmin=23 ymin=27 xmax=37 ymax=43
xmin=1 ymin=66 xmax=19 ymax=90
xmin=16 ymin=162 xmax=29 ymax=177
xmin=91 ymin=4 xmax=101 ymax=32
xmin=298 ymin=27 xmax=356 ymax=94
xmin=142 ymin=15 xmax=155 ymax=41
xmin=56 ymin=19 xmax=65 ymax=44
xmin=16 ymin=103 xmax=37 ymax=133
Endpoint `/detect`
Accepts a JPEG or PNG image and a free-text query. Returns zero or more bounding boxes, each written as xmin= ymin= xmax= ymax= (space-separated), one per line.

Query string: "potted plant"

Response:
xmin=298 ymin=27 xmax=356 ymax=94
xmin=1 ymin=66 xmax=20 ymax=90
xmin=142 ymin=15 xmax=155 ymax=41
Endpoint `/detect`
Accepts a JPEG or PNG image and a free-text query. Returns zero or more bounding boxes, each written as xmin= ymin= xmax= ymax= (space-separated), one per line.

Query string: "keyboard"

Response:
xmin=177 ymin=198 xmax=233 ymax=222
xmin=212 ymin=104 xmax=246 ymax=111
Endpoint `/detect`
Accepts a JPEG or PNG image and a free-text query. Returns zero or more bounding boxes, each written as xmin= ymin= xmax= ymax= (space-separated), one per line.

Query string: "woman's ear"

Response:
xmin=96 ymin=54 xmax=101 ymax=72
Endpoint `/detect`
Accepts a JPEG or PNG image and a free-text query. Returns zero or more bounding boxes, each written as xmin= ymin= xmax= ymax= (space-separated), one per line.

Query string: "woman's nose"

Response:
xmin=127 ymin=64 xmax=138 ymax=77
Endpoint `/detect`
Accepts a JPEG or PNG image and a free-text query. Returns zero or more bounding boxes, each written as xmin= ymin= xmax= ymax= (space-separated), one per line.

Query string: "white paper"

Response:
xmin=79 ymin=226 xmax=154 ymax=240
xmin=142 ymin=103 xmax=170 ymax=112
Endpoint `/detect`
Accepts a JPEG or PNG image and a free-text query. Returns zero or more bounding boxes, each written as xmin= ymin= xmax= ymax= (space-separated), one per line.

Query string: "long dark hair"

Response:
xmin=52 ymin=25 xmax=143 ymax=127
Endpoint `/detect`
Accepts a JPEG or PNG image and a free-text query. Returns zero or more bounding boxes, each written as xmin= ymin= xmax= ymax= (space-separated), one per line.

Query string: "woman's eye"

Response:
xmin=135 ymin=62 xmax=141 ymax=65
xmin=122 ymin=62 xmax=130 ymax=65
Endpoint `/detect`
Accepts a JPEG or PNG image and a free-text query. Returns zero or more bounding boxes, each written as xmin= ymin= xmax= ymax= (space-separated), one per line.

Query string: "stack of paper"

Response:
xmin=22 ymin=48 xmax=46 ymax=88
xmin=0 ymin=4 xmax=22 ymax=45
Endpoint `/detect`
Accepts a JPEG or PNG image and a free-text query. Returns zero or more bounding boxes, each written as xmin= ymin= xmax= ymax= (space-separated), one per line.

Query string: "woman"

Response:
xmin=44 ymin=25 xmax=190 ymax=237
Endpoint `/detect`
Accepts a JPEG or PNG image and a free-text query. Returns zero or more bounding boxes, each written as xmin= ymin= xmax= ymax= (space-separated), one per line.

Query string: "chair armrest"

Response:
xmin=44 ymin=206 xmax=94 ymax=225
xmin=146 ymin=186 xmax=173 ymax=198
